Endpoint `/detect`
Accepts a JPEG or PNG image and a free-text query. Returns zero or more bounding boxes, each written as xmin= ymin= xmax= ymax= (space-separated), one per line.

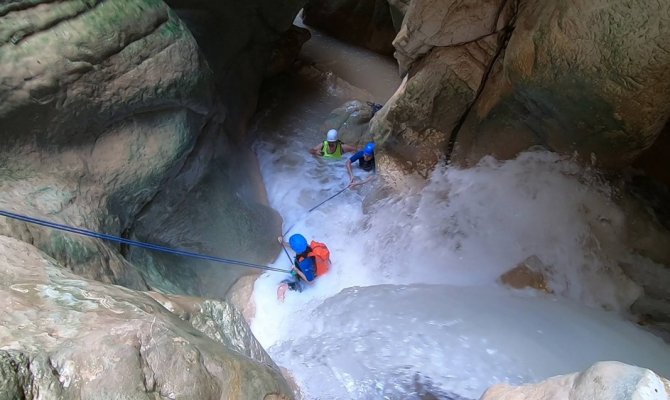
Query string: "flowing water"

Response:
xmin=248 ymin=25 xmax=670 ymax=400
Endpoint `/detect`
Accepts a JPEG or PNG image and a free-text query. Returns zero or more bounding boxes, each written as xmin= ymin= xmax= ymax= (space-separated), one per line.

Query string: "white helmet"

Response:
xmin=326 ymin=129 xmax=338 ymax=142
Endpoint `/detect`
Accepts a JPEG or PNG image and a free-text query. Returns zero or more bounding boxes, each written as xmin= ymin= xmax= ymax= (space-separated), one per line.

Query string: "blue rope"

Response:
xmin=0 ymin=210 xmax=290 ymax=273
xmin=281 ymin=186 xmax=349 ymax=237
xmin=308 ymin=186 xmax=348 ymax=213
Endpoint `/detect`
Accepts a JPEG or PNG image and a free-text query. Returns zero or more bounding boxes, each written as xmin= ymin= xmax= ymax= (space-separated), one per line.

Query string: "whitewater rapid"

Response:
xmin=247 ymin=23 xmax=670 ymax=400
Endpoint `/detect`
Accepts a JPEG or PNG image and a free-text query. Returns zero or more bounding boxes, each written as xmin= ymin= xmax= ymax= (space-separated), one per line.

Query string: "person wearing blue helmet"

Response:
xmin=276 ymin=233 xmax=330 ymax=301
xmin=346 ymin=142 xmax=376 ymax=188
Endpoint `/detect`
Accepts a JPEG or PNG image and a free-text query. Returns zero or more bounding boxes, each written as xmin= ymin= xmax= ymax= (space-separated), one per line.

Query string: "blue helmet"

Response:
xmin=363 ymin=142 xmax=375 ymax=156
xmin=289 ymin=234 xmax=308 ymax=253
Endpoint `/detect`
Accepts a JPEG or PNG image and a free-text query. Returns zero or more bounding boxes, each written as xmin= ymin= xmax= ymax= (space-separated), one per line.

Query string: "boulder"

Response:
xmin=480 ymin=361 xmax=669 ymax=400
xmin=499 ymin=255 xmax=552 ymax=293
xmin=0 ymin=235 xmax=293 ymax=399
xmin=321 ymin=100 xmax=382 ymax=147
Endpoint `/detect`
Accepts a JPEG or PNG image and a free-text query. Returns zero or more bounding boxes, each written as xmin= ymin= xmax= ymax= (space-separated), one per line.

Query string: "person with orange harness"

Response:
xmin=309 ymin=129 xmax=357 ymax=159
xmin=276 ymin=233 xmax=331 ymax=302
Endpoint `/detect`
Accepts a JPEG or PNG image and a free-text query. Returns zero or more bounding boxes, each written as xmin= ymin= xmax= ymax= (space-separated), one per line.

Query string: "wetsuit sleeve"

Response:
xmin=349 ymin=151 xmax=364 ymax=163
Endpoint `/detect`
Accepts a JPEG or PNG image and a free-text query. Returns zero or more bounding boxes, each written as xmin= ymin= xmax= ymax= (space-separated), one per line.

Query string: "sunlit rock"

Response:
xmin=0 ymin=235 xmax=292 ymax=399
xmin=480 ymin=361 xmax=669 ymax=400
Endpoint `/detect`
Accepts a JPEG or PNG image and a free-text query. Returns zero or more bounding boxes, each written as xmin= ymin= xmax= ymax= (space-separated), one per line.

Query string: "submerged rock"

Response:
xmin=499 ymin=256 xmax=552 ymax=293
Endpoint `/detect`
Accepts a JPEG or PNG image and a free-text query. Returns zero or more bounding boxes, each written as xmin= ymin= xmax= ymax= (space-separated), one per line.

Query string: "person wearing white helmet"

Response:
xmin=309 ymin=128 xmax=356 ymax=159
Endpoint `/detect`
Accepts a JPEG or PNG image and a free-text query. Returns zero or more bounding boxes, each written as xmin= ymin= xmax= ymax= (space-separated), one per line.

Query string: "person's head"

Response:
xmin=326 ymin=129 xmax=338 ymax=143
xmin=363 ymin=142 xmax=375 ymax=160
xmin=289 ymin=234 xmax=308 ymax=254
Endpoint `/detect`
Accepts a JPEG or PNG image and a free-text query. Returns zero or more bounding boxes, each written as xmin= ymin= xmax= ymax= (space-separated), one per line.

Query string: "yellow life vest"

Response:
xmin=321 ymin=140 xmax=343 ymax=159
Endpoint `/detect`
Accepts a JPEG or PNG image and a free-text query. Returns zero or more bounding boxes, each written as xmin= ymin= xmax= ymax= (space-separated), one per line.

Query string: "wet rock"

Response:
xmin=226 ymin=274 xmax=261 ymax=324
xmin=321 ymin=100 xmax=381 ymax=147
xmin=0 ymin=235 xmax=292 ymax=399
xmin=480 ymin=361 xmax=669 ymax=400
xmin=499 ymin=256 xmax=552 ymax=293
xmin=302 ymin=0 xmax=397 ymax=55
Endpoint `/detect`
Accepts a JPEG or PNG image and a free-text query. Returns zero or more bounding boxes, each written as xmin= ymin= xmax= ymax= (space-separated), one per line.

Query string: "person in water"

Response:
xmin=346 ymin=142 xmax=376 ymax=188
xmin=310 ymin=129 xmax=356 ymax=159
xmin=277 ymin=233 xmax=331 ymax=302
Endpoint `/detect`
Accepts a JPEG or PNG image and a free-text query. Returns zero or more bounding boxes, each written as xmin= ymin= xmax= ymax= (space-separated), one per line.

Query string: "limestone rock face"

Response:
xmin=393 ymin=0 xmax=511 ymax=74
xmin=371 ymin=34 xmax=501 ymax=177
xmin=451 ymin=0 xmax=670 ymax=169
xmin=480 ymin=361 xmax=669 ymax=400
xmin=0 ymin=235 xmax=293 ymax=399
xmin=373 ymin=0 xmax=670 ymax=171
xmin=302 ymin=0 xmax=397 ymax=55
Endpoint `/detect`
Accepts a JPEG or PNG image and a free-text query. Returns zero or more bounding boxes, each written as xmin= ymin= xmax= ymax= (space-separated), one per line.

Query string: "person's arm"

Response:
xmin=346 ymin=159 xmax=355 ymax=183
xmin=341 ymin=143 xmax=357 ymax=153
xmin=292 ymin=266 xmax=308 ymax=282
xmin=309 ymin=142 xmax=323 ymax=156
